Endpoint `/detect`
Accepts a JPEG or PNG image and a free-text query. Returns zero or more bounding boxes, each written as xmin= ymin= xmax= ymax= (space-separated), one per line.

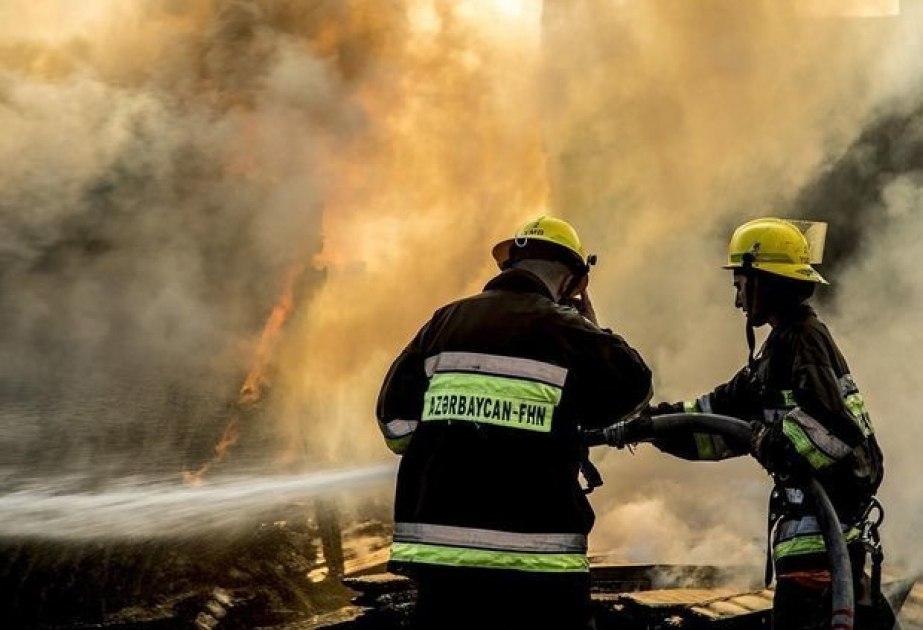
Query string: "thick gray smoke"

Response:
xmin=0 ymin=1 xmax=356 ymax=481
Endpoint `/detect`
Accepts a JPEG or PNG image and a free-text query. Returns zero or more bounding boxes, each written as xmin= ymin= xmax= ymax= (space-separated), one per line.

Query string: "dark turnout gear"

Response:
xmin=376 ymin=268 xmax=652 ymax=623
xmin=651 ymin=304 xmax=886 ymax=626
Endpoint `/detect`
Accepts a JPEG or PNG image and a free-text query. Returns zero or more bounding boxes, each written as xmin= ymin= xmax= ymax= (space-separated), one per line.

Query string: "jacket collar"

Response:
xmin=775 ymin=302 xmax=816 ymax=327
xmin=483 ymin=268 xmax=555 ymax=301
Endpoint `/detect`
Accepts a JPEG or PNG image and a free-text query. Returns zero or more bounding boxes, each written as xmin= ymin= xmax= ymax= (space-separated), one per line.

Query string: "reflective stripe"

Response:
xmin=845 ymin=393 xmax=873 ymax=437
xmin=782 ymin=409 xmax=852 ymax=469
xmin=774 ymin=535 xmax=826 ymax=559
xmin=837 ymin=374 xmax=859 ymax=396
xmin=764 ymin=408 xmax=787 ymax=424
xmin=380 ymin=418 xmax=418 ymax=439
xmin=390 ymin=542 xmax=589 ymax=573
xmin=393 ymin=522 xmax=587 ymax=553
xmin=422 ymin=373 xmax=560 ymax=432
xmin=385 ymin=434 xmax=413 ymax=455
xmin=773 ymin=518 xmax=862 ymax=561
xmin=694 ymin=433 xmax=718 ymax=459
xmin=775 ymin=515 xmax=824 ymax=542
xmin=838 ymin=374 xmax=874 ymax=437
xmin=424 ymin=352 xmax=568 ymax=387
xmin=680 ymin=398 xmax=724 ymax=460
xmin=780 ymin=390 xmax=796 ymax=408
xmin=784 ymin=487 xmax=805 ymax=505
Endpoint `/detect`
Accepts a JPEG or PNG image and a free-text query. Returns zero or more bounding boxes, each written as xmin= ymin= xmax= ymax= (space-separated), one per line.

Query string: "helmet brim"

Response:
xmin=492 ymin=238 xmax=515 ymax=269
xmin=724 ymin=261 xmax=829 ymax=285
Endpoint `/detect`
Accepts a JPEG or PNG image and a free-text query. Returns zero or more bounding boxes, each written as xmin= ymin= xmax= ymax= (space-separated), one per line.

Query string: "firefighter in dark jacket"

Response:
xmin=624 ymin=217 xmax=890 ymax=629
xmin=376 ymin=216 xmax=653 ymax=630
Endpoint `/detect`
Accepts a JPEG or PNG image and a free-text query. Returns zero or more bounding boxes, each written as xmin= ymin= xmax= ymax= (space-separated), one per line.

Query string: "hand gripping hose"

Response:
xmin=584 ymin=413 xmax=855 ymax=630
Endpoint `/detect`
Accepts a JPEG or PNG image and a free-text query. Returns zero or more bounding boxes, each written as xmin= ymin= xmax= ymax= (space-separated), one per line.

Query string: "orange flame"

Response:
xmin=182 ymin=263 xmax=305 ymax=485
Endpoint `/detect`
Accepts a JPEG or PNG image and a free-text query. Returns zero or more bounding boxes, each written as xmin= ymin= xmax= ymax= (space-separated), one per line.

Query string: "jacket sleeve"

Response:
xmin=375 ymin=321 xmax=432 ymax=455
xmin=772 ymin=329 xmax=865 ymax=472
xmin=579 ymin=327 xmax=653 ymax=429
xmin=652 ymin=367 xmax=755 ymax=461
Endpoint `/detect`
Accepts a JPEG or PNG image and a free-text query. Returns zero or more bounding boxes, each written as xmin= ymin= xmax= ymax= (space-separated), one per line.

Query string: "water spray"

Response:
xmin=0 ymin=464 xmax=396 ymax=540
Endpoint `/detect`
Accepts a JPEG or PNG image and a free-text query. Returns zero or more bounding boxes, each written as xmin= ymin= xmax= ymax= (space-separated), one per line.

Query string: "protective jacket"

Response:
xmin=376 ymin=269 xmax=652 ymax=577
xmin=655 ymin=304 xmax=884 ymax=576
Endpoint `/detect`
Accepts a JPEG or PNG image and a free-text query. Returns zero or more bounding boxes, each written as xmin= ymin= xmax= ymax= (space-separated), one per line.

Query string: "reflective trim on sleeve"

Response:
xmin=764 ymin=408 xmax=787 ymax=424
xmin=782 ymin=409 xmax=853 ymax=469
xmin=393 ymin=522 xmax=587 ymax=553
xmin=422 ymin=373 xmax=561 ymax=432
xmin=423 ymin=352 xmax=568 ymax=387
xmin=694 ymin=433 xmax=718 ymax=459
xmin=378 ymin=418 xmax=418 ymax=453
xmin=845 ymin=393 xmax=873 ymax=438
xmin=838 ymin=374 xmax=874 ymax=437
xmin=390 ymin=542 xmax=589 ymax=573
xmin=379 ymin=418 xmax=419 ymax=439
xmin=385 ymin=434 xmax=413 ymax=455
xmin=837 ymin=374 xmax=859 ymax=397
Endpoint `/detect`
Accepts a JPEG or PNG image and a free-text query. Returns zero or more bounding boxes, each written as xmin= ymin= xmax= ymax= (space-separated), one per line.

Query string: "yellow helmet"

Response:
xmin=492 ymin=216 xmax=589 ymax=271
xmin=724 ymin=217 xmax=828 ymax=284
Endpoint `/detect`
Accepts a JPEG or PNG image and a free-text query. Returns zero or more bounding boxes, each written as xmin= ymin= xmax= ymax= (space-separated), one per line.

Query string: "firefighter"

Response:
xmin=622 ymin=217 xmax=891 ymax=629
xmin=376 ymin=216 xmax=652 ymax=630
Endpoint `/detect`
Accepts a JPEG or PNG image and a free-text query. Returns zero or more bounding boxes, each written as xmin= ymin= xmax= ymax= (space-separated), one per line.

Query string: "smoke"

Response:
xmin=1 ymin=0 xmax=922 ymax=576
xmin=0 ymin=0 xmax=360 ymax=478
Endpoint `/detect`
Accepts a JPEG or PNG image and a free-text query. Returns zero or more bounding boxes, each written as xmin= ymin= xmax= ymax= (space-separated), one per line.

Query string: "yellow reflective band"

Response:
xmin=782 ymin=417 xmax=835 ymax=469
xmin=773 ymin=534 xmax=825 ymax=559
xmin=683 ymin=400 xmax=699 ymax=413
xmin=845 ymin=393 xmax=873 ymax=437
xmin=773 ymin=529 xmax=862 ymax=560
xmin=694 ymin=433 xmax=718 ymax=460
xmin=422 ymin=373 xmax=560 ymax=433
xmin=385 ymin=434 xmax=413 ymax=455
xmin=390 ymin=542 xmax=589 ymax=573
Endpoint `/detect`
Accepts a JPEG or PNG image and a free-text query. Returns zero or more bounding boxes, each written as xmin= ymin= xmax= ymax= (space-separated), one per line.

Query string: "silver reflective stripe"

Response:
xmin=784 ymin=488 xmax=805 ymax=505
xmin=393 ymin=522 xmax=587 ymax=554
xmin=838 ymin=373 xmax=859 ymax=396
xmin=380 ymin=418 xmax=418 ymax=439
xmin=697 ymin=395 xmax=713 ymax=414
xmin=424 ymin=352 xmax=568 ymax=387
xmin=763 ymin=408 xmax=787 ymax=424
xmin=788 ymin=408 xmax=853 ymax=460
xmin=775 ymin=515 xmax=861 ymax=543
xmin=775 ymin=516 xmax=822 ymax=542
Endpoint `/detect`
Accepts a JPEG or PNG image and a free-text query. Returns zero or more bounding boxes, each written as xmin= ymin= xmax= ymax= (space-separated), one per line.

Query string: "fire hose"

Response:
xmin=583 ymin=413 xmax=855 ymax=630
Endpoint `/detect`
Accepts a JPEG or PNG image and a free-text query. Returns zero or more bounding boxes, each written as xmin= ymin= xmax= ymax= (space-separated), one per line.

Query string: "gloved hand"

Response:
xmin=750 ymin=424 xmax=793 ymax=475
xmin=598 ymin=414 xmax=654 ymax=448
xmin=644 ymin=401 xmax=684 ymax=416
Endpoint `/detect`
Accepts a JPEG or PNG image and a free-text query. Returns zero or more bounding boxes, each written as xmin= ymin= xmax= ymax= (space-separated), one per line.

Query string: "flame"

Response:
xmin=183 ymin=263 xmax=305 ymax=485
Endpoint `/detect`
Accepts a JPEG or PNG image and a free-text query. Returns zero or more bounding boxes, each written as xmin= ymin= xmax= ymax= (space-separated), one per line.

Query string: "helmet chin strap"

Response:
xmin=742 ymin=253 xmax=759 ymax=370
